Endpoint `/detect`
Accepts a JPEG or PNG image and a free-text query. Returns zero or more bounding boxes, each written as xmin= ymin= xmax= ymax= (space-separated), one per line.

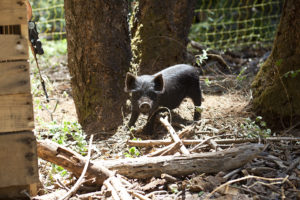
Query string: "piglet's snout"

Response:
xmin=139 ymin=103 xmax=151 ymax=113
xmin=138 ymin=97 xmax=152 ymax=114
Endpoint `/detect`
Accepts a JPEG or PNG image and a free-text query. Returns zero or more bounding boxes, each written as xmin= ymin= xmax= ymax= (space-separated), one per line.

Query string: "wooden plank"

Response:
xmin=21 ymin=23 xmax=29 ymax=39
xmin=0 ymin=61 xmax=30 ymax=95
xmin=0 ymin=131 xmax=39 ymax=188
xmin=0 ymin=94 xmax=34 ymax=133
xmin=0 ymin=0 xmax=27 ymax=10
xmin=0 ymin=35 xmax=28 ymax=60
xmin=0 ymin=0 xmax=27 ymax=25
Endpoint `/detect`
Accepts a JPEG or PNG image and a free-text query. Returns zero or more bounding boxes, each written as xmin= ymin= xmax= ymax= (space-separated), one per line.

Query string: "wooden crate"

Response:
xmin=0 ymin=132 xmax=39 ymax=188
xmin=0 ymin=0 xmax=27 ymax=26
xmin=0 ymin=0 xmax=33 ymax=133
xmin=0 ymin=0 xmax=39 ymax=197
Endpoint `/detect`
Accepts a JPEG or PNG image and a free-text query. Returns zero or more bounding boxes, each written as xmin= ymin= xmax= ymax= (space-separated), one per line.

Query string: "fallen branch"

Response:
xmin=59 ymin=135 xmax=94 ymax=200
xmin=148 ymin=141 xmax=181 ymax=157
xmin=190 ymin=136 xmax=218 ymax=152
xmin=95 ymin=144 xmax=264 ymax=179
xmin=37 ymin=139 xmax=112 ymax=185
xmin=284 ymin=157 xmax=300 ymax=173
xmin=104 ymin=179 xmax=120 ymax=200
xmin=178 ymin=125 xmax=195 ymax=138
xmin=77 ymin=191 xmax=103 ymax=200
xmin=129 ymin=191 xmax=152 ymax=200
xmin=37 ymin=140 xmax=133 ymax=199
xmin=161 ymin=174 xmax=177 ymax=183
xmin=208 ymin=137 xmax=222 ymax=151
xmin=37 ymin=140 xmax=263 ymax=180
xmin=160 ymin=117 xmax=190 ymax=155
xmin=128 ymin=137 xmax=300 ymax=147
xmin=204 ymin=175 xmax=289 ymax=200
xmin=160 ymin=142 xmax=181 ymax=156
xmin=110 ymin=177 xmax=133 ymax=200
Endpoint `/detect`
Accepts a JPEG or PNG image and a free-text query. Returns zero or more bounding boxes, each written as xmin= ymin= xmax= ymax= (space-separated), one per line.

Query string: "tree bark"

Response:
xmin=64 ymin=0 xmax=131 ymax=133
xmin=251 ymin=0 xmax=300 ymax=127
xmin=130 ymin=0 xmax=196 ymax=75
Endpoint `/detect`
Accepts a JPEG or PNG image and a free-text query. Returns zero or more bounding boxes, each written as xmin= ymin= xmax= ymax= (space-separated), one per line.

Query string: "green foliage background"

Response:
xmin=31 ymin=0 xmax=282 ymax=50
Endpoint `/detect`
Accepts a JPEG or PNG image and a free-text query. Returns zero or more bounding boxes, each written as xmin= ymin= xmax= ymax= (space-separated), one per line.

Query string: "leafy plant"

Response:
xmin=195 ymin=106 xmax=204 ymax=115
xmin=195 ymin=49 xmax=208 ymax=65
xmin=124 ymin=138 xmax=142 ymax=158
xmin=124 ymin=146 xmax=141 ymax=158
xmin=204 ymin=77 xmax=211 ymax=86
xmin=39 ymin=120 xmax=88 ymax=155
xmin=240 ymin=116 xmax=271 ymax=138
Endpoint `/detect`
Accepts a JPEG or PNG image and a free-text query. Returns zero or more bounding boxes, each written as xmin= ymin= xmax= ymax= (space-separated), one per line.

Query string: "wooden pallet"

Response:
xmin=0 ymin=0 xmax=39 ymax=198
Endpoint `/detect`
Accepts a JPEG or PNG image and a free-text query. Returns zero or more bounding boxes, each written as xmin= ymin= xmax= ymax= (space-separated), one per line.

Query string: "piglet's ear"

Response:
xmin=125 ymin=72 xmax=137 ymax=92
xmin=153 ymin=74 xmax=164 ymax=93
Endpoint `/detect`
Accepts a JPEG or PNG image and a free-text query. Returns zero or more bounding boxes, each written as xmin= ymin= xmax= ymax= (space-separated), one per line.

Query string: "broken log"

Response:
xmin=37 ymin=140 xmax=133 ymax=199
xmin=37 ymin=139 xmax=113 ymax=185
xmin=37 ymin=140 xmax=263 ymax=183
xmin=95 ymin=144 xmax=263 ymax=179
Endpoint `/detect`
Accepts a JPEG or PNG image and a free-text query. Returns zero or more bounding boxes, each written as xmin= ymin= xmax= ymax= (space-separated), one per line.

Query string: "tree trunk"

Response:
xmin=251 ymin=0 xmax=300 ymax=127
xmin=64 ymin=1 xmax=131 ymax=133
xmin=130 ymin=0 xmax=196 ymax=75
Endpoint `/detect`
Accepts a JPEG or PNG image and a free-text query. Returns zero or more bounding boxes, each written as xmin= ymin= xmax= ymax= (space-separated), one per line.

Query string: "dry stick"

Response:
xmin=129 ymin=191 xmax=152 ymax=200
xmin=56 ymin=178 xmax=70 ymax=192
xmin=281 ymin=186 xmax=286 ymax=200
xmin=145 ymin=191 xmax=168 ymax=198
xmin=147 ymin=142 xmax=180 ymax=157
xmin=223 ymin=168 xmax=242 ymax=179
xmin=117 ymin=174 xmax=133 ymax=188
xmin=284 ymin=157 xmax=300 ymax=173
xmin=128 ymin=137 xmax=300 ymax=147
xmin=104 ymin=179 xmax=120 ymax=200
xmin=59 ymin=135 xmax=94 ymax=200
xmin=190 ymin=136 xmax=218 ymax=152
xmin=160 ymin=142 xmax=181 ymax=156
xmin=128 ymin=190 xmax=146 ymax=196
xmin=160 ymin=117 xmax=190 ymax=155
xmin=178 ymin=125 xmax=194 ymax=139
xmin=204 ymin=175 xmax=288 ymax=200
xmin=77 ymin=191 xmax=103 ymax=200
xmin=161 ymin=174 xmax=177 ymax=183
xmin=110 ymin=177 xmax=133 ymax=200
xmin=208 ymin=139 xmax=222 ymax=151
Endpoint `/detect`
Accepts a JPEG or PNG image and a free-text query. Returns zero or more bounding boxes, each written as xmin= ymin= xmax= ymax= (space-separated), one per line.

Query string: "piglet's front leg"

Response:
xmin=142 ymin=111 xmax=159 ymax=134
xmin=128 ymin=110 xmax=139 ymax=128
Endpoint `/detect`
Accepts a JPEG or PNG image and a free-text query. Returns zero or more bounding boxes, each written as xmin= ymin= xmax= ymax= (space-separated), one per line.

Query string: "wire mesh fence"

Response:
xmin=190 ymin=0 xmax=283 ymax=50
xmin=31 ymin=0 xmax=283 ymax=50
xmin=31 ymin=0 xmax=65 ymax=40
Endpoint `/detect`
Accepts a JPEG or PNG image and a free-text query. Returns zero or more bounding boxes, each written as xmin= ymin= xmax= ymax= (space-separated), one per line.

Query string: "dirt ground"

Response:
xmin=32 ymin=47 xmax=300 ymax=199
xmin=33 ymin=67 xmax=253 ymax=157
